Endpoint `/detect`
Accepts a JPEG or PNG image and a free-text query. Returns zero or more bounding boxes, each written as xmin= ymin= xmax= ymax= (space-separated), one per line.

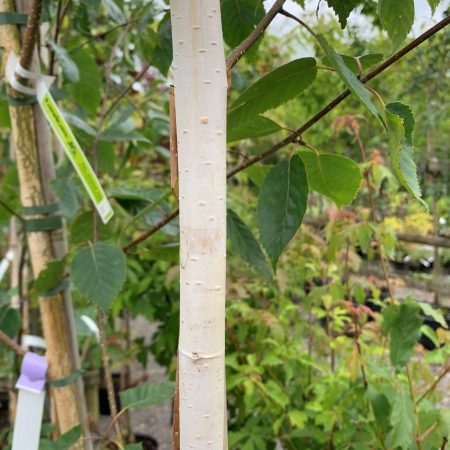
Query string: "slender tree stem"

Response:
xmin=0 ymin=329 xmax=26 ymax=357
xmin=124 ymin=16 xmax=450 ymax=251
xmin=226 ymin=0 xmax=287 ymax=72
xmin=406 ymin=365 xmax=424 ymax=450
xmin=418 ymin=363 xmax=449 ymax=404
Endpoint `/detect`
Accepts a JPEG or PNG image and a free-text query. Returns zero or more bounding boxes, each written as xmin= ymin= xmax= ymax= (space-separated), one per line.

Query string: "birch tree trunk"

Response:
xmin=169 ymin=1 xmax=228 ymax=448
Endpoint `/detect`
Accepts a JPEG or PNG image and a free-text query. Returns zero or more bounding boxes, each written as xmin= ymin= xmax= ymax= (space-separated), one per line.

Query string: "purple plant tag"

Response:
xmin=16 ymin=352 xmax=48 ymax=393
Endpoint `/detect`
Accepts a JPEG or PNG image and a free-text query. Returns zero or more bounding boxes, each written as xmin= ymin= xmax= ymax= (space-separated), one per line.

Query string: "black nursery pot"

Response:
xmin=134 ymin=433 xmax=158 ymax=450
xmin=98 ymin=372 xmax=122 ymax=415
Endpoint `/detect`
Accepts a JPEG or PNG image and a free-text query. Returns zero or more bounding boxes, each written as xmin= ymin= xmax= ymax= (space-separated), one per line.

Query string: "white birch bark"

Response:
xmin=169 ymin=1 xmax=227 ymax=448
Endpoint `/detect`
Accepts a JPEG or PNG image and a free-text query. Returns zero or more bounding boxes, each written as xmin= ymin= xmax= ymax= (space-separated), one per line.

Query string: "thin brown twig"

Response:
xmin=226 ymin=0 xmax=287 ymax=72
xmin=49 ymin=0 xmax=72 ymax=75
xmin=406 ymin=365 xmax=424 ymax=450
xmin=0 ymin=199 xmax=24 ymax=222
xmin=124 ymin=16 xmax=450 ymax=251
xmin=418 ymin=364 xmax=449 ymax=404
xmin=0 ymin=329 xmax=26 ymax=357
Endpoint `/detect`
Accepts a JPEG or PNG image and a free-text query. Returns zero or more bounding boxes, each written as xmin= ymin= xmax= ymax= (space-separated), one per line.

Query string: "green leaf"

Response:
xmin=323 ymin=53 xmax=384 ymax=75
xmin=34 ymin=259 xmax=66 ymax=293
xmin=385 ymin=102 xmax=425 ymax=207
xmin=69 ymin=211 xmax=112 ymax=244
xmin=124 ymin=445 xmax=143 ymax=450
xmin=48 ymin=40 xmax=79 ymax=83
xmin=39 ymin=425 xmax=82 ymax=450
xmin=288 ymin=410 xmax=308 ymax=429
xmin=299 ymin=150 xmax=362 ymax=207
xmin=120 ymin=381 xmax=175 ymax=410
xmin=230 ymin=58 xmax=317 ymax=119
xmin=385 ymin=387 xmax=416 ymax=450
xmin=419 ymin=303 xmax=448 ymax=329
xmin=152 ymin=12 xmax=172 ymax=76
xmin=0 ymin=308 xmax=20 ymax=338
xmin=67 ymin=49 xmax=102 ymax=116
xmin=316 ymin=34 xmax=384 ymax=125
xmin=378 ymin=0 xmax=415 ymax=49
xmin=71 ymin=242 xmax=126 ymax=311
xmin=427 ymin=0 xmax=441 ymax=14
xmin=245 ymin=164 xmax=273 ymax=187
xmin=227 ymin=112 xmax=281 ymax=142
xmin=325 ymin=0 xmax=360 ymax=28
xmin=100 ymin=128 xmax=150 ymax=143
xmin=227 ymin=209 xmax=272 ymax=279
xmin=366 ymin=386 xmax=391 ymax=432
xmin=257 ymin=154 xmax=308 ymax=269
xmin=382 ymin=302 xmax=422 ymax=368
xmin=221 ymin=0 xmax=265 ymax=48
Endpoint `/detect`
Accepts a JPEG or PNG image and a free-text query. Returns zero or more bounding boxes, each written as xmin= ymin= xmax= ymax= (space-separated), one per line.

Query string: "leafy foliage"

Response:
xmin=227 ymin=208 xmax=272 ymax=279
xmin=378 ymin=0 xmax=415 ymax=49
xmin=71 ymin=242 xmax=127 ymax=311
xmin=221 ymin=0 xmax=265 ymax=48
xmin=39 ymin=425 xmax=82 ymax=450
xmin=325 ymin=0 xmax=361 ymax=28
xmin=120 ymin=381 xmax=175 ymax=410
xmin=382 ymin=302 xmax=422 ymax=368
xmin=257 ymin=155 xmax=308 ymax=269
xmin=299 ymin=150 xmax=362 ymax=207
xmin=385 ymin=102 xmax=425 ymax=207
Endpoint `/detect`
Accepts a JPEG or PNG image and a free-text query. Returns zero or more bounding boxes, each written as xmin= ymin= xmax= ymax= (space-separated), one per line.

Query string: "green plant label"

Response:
xmin=36 ymin=82 xmax=113 ymax=224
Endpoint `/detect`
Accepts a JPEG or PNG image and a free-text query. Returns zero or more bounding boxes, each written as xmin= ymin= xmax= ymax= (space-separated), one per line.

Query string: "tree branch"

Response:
xmin=19 ymin=0 xmax=42 ymax=70
xmin=124 ymin=15 xmax=450 ymax=251
xmin=226 ymin=0 xmax=287 ymax=72
xmin=0 ymin=329 xmax=26 ymax=357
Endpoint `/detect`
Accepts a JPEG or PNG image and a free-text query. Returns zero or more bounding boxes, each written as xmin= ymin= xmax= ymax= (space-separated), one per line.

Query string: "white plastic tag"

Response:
xmin=0 ymin=249 xmax=14 ymax=283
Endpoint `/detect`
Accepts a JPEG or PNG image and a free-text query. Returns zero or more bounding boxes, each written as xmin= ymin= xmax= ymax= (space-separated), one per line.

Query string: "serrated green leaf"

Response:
xmin=227 ymin=112 xmax=281 ymax=142
xmin=427 ymin=0 xmax=441 ymax=14
xmin=385 ymin=102 xmax=426 ymax=208
xmin=71 ymin=242 xmax=126 ymax=311
xmin=67 ymin=49 xmax=102 ymax=116
xmin=69 ymin=211 xmax=112 ymax=244
xmin=34 ymin=259 xmax=66 ymax=293
xmin=316 ymin=34 xmax=384 ymax=125
xmin=230 ymin=58 xmax=317 ymax=119
xmin=299 ymin=150 xmax=362 ymax=207
xmin=382 ymin=302 xmax=422 ymax=368
xmin=419 ymin=303 xmax=448 ymax=329
xmin=378 ymin=0 xmax=414 ymax=49
xmin=39 ymin=425 xmax=82 ymax=450
xmin=120 ymin=381 xmax=175 ymax=410
xmin=221 ymin=0 xmax=265 ymax=48
xmin=257 ymin=155 xmax=308 ymax=269
xmin=385 ymin=387 xmax=416 ymax=449
xmin=325 ymin=0 xmax=360 ymax=28
xmin=227 ymin=209 xmax=272 ymax=279
xmin=48 ymin=40 xmax=79 ymax=83
xmin=288 ymin=410 xmax=308 ymax=429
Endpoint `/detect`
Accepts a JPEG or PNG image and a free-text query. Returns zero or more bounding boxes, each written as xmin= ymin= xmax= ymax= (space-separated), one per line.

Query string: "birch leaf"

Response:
xmin=385 ymin=102 xmax=426 ymax=208
xmin=71 ymin=242 xmax=126 ymax=311
xmin=227 ymin=209 xmax=272 ymax=279
xmin=385 ymin=388 xmax=416 ymax=449
xmin=325 ymin=0 xmax=360 ymax=28
xmin=316 ymin=35 xmax=384 ymax=125
xmin=299 ymin=150 xmax=362 ymax=207
xmin=227 ymin=111 xmax=281 ymax=142
xmin=378 ymin=0 xmax=415 ymax=49
xmin=382 ymin=302 xmax=422 ymax=368
xmin=257 ymin=155 xmax=308 ymax=269
xmin=120 ymin=381 xmax=175 ymax=410
xmin=230 ymin=58 xmax=317 ymax=119
xmin=48 ymin=40 xmax=79 ymax=83
xmin=221 ymin=0 xmax=265 ymax=48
